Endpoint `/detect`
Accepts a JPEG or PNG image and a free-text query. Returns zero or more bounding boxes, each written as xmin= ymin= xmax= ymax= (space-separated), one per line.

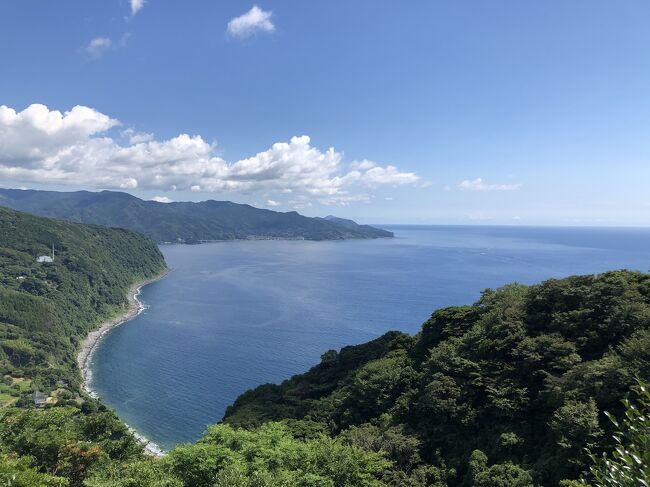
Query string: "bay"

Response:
xmin=90 ymin=225 xmax=650 ymax=450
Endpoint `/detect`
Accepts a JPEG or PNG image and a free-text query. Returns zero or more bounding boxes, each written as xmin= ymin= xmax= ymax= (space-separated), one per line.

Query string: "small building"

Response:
xmin=36 ymin=243 xmax=55 ymax=263
xmin=33 ymin=390 xmax=47 ymax=407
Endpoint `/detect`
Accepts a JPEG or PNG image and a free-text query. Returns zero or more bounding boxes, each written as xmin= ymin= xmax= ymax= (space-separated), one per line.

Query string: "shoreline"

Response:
xmin=77 ymin=267 xmax=170 ymax=456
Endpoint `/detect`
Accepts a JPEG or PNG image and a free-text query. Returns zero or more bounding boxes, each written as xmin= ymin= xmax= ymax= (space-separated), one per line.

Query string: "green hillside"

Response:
xmin=0 ymin=207 xmax=168 ymax=485
xmin=0 ymin=207 xmax=646 ymax=486
xmin=0 ymin=188 xmax=393 ymax=242
xmin=0 ymin=207 xmax=167 ymax=390
xmin=224 ymin=271 xmax=650 ymax=486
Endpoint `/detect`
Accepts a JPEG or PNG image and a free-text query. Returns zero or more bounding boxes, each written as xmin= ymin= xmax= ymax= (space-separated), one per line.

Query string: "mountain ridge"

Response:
xmin=0 ymin=188 xmax=393 ymax=243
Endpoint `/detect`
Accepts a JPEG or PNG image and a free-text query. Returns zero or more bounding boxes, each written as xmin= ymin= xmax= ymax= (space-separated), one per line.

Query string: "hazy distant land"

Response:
xmin=0 ymin=188 xmax=392 ymax=243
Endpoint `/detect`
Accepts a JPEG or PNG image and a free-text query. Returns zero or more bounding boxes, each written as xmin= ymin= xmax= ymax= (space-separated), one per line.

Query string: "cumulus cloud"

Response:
xmin=266 ymin=199 xmax=280 ymax=207
xmin=151 ymin=195 xmax=173 ymax=203
xmin=0 ymin=104 xmax=420 ymax=206
xmin=131 ymin=0 xmax=145 ymax=16
xmin=359 ymin=162 xmax=419 ymax=186
xmin=227 ymin=5 xmax=275 ymax=38
xmin=123 ymin=128 xmax=154 ymax=144
xmin=458 ymin=177 xmax=521 ymax=191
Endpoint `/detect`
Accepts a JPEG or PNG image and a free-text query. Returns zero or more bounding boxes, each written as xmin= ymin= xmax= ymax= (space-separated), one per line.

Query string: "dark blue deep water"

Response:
xmin=90 ymin=225 xmax=650 ymax=450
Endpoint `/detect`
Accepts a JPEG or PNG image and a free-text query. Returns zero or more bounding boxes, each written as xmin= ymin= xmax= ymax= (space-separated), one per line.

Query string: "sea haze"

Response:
xmin=90 ymin=225 xmax=650 ymax=450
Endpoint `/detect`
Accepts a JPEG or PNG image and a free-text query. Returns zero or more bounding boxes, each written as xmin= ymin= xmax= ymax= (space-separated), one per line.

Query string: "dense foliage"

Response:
xmin=0 ymin=207 xmax=167 ymax=485
xmin=0 ymin=188 xmax=393 ymax=242
xmin=0 ymin=207 xmax=647 ymax=485
xmin=581 ymin=380 xmax=650 ymax=486
xmin=224 ymin=271 xmax=650 ymax=486
xmin=0 ymin=207 xmax=166 ymax=390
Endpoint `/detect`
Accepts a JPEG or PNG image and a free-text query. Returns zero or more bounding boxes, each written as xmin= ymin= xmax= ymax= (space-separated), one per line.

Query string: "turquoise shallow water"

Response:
xmin=90 ymin=225 xmax=650 ymax=450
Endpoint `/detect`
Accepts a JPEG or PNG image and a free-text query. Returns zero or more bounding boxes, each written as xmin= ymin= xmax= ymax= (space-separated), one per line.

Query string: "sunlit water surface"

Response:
xmin=90 ymin=225 xmax=650 ymax=450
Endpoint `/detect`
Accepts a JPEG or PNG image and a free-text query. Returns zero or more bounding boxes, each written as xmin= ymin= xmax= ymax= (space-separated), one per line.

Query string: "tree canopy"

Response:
xmin=224 ymin=271 xmax=650 ymax=486
xmin=0 ymin=207 xmax=648 ymax=486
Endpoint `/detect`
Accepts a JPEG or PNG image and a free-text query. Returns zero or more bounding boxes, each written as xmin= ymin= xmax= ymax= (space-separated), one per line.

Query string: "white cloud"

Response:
xmin=151 ymin=196 xmax=173 ymax=203
xmin=361 ymin=164 xmax=419 ymax=186
xmin=350 ymin=160 xmax=377 ymax=171
xmin=83 ymin=33 xmax=130 ymax=59
xmin=120 ymin=178 xmax=138 ymax=189
xmin=85 ymin=37 xmax=112 ymax=58
xmin=458 ymin=177 xmax=521 ymax=191
xmin=123 ymin=128 xmax=154 ymax=144
xmin=227 ymin=5 xmax=275 ymax=39
xmin=131 ymin=0 xmax=145 ymax=16
xmin=0 ymin=103 xmax=420 ymax=206
xmin=266 ymin=199 xmax=280 ymax=207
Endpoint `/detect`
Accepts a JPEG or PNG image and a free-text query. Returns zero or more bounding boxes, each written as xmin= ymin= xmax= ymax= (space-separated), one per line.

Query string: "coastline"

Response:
xmin=77 ymin=267 xmax=170 ymax=456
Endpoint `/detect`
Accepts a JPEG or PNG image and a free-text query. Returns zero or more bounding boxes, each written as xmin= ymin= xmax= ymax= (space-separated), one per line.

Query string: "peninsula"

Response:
xmin=0 ymin=188 xmax=393 ymax=243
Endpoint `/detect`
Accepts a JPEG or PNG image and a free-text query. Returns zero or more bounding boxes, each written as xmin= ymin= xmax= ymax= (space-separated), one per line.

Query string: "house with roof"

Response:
xmin=32 ymin=390 xmax=48 ymax=407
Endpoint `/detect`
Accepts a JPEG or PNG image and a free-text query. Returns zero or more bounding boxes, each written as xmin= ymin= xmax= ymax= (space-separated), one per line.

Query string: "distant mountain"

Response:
xmin=319 ymin=214 xmax=393 ymax=236
xmin=322 ymin=215 xmax=361 ymax=227
xmin=0 ymin=188 xmax=393 ymax=243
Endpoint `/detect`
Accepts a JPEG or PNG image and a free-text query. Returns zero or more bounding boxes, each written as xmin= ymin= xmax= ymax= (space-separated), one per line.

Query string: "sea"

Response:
xmin=89 ymin=225 xmax=650 ymax=451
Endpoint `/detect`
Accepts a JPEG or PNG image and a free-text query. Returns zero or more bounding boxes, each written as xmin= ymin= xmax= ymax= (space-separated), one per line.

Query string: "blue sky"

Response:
xmin=1 ymin=1 xmax=649 ymax=225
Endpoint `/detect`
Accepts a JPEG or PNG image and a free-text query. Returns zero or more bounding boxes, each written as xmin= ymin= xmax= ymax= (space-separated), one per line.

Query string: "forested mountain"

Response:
xmin=320 ymin=215 xmax=384 ymax=234
xmin=224 ymin=271 xmax=650 ymax=486
xmin=0 ymin=207 xmax=167 ymax=389
xmin=0 ymin=208 xmax=647 ymax=486
xmin=0 ymin=188 xmax=393 ymax=242
xmin=0 ymin=207 xmax=167 ymax=485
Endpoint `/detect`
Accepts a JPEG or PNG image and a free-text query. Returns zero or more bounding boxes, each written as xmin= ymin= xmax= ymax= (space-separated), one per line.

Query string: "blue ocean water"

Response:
xmin=90 ymin=225 xmax=650 ymax=450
